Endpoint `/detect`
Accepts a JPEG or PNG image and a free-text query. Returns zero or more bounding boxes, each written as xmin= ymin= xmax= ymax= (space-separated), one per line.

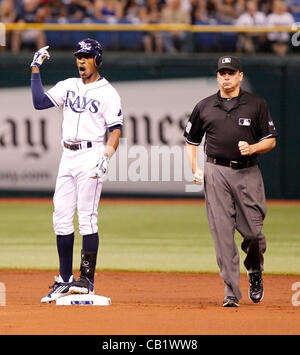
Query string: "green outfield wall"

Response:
xmin=0 ymin=52 xmax=299 ymax=199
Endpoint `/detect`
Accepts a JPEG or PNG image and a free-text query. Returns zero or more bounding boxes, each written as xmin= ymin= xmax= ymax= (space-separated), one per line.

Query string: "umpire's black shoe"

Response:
xmin=248 ymin=271 xmax=264 ymax=303
xmin=223 ymin=296 xmax=239 ymax=307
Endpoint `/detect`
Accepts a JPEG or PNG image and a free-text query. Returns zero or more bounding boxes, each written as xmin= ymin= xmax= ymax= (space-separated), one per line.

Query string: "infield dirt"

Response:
xmin=0 ymin=270 xmax=299 ymax=335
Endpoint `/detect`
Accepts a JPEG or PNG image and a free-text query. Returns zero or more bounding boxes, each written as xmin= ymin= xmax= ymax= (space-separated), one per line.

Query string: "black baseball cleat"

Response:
xmin=223 ymin=296 xmax=239 ymax=307
xmin=248 ymin=271 xmax=264 ymax=303
xmin=69 ymin=276 xmax=94 ymax=294
xmin=70 ymin=250 xmax=96 ymax=294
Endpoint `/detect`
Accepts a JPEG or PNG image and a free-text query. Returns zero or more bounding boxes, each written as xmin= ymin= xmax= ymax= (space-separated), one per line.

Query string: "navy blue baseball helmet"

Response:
xmin=74 ymin=38 xmax=103 ymax=67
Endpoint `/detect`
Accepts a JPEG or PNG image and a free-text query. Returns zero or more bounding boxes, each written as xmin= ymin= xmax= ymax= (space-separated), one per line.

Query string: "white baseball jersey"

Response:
xmin=45 ymin=77 xmax=123 ymax=143
xmin=48 ymin=76 xmax=123 ymax=236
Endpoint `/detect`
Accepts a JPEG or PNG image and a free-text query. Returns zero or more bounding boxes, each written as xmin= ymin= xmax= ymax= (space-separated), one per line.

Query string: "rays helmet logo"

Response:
xmin=78 ymin=41 xmax=92 ymax=51
xmin=74 ymin=38 xmax=103 ymax=67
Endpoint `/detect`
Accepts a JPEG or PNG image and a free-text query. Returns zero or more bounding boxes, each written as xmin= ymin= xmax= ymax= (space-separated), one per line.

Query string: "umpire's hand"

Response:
xmin=193 ymin=168 xmax=203 ymax=185
xmin=238 ymin=141 xmax=253 ymax=156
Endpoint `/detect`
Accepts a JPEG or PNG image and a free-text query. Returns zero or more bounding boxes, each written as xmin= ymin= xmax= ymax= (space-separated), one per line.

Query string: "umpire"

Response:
xmin=184 ymin=55 xmax=277 ymax=307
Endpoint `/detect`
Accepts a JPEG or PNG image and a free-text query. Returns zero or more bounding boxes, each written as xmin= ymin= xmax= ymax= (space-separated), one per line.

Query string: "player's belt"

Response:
xmin=207 ymin=156 xmax=258 ymax=169
xmin=63 ymin=141 xmax=92 ymax=151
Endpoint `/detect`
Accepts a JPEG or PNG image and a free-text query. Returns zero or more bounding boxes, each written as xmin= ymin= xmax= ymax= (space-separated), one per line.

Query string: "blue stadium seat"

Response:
xmin=194 ymin=20 xmax=217 ymax=51
xmin=217 ymin=20 xmax=238 ymax=51
xmin=45 ymin=19 xmax=69 ymax=48
xmin=91 ymin=20 xmax=118 ymax=49
xmin=117 ymin=19 xmax=143 ymax=50
xmin=67 ymin=19 xmax=89 ymax=46
xmin=293 ymin=13 xmax=300 ymax=22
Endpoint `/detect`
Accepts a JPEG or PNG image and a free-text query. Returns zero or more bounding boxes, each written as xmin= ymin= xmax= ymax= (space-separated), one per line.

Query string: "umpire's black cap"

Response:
xmin=217 ymin=56 xmax=242 ymax=72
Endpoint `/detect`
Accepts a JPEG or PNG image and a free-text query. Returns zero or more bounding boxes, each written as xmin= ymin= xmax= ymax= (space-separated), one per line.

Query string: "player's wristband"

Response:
xmin=31 ymin=62 xmax=41 ymax=68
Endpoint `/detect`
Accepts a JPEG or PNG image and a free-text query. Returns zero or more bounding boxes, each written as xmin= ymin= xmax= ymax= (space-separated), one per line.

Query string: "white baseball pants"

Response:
xmin=53 ymin=142 xmax=104 ymax=236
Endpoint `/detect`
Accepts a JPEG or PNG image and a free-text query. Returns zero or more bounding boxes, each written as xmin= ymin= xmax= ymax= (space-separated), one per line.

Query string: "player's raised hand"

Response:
xmin=30 ymin=46 xmax=50 ymax=68
xmin=193 ymin=168 xmax=203 ymax=185
xmin=90 ymin=155 xmax=110 ymax=180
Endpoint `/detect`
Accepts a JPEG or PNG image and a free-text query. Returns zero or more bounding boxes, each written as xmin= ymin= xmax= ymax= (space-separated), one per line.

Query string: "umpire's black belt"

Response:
xmin=63 ymin=141 xmax=92 ymax=151
xmin=207 ymin=156 xmax=258 ymax=169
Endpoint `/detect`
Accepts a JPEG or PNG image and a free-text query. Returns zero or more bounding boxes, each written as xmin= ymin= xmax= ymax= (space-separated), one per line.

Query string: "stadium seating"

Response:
xmin=67 ymin=19 xmax=89 ymax=46
xmin=44 ymin=17 xmax=240 ymax=52
xmin=91 ymin=19 xmax=118 ymax=49
xmin=194 ymin=20 xmax=218 ymax=51
xmin=44 ymin=19 xmax=70 ymax=48
xmin=117 ymin=19 xmax=143 ymax=50
xmin=293 ymin=13 xmax=300 ymax=22
xmin=217 ymin=20 xmax=238 ymax=51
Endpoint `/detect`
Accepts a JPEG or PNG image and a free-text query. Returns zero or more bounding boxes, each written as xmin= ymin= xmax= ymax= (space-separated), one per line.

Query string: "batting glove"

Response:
xmin=90 ymin=155 xmax=110 ymax=180
xmin=193 ymin=168 xmax=203 ymax=185
xmin=30 ymin=46 xmax=50 ymax=68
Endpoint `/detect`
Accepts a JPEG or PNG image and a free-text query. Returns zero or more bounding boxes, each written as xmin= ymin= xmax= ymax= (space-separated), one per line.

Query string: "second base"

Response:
xmin=56 ymin=294 xmax=111 ymax=306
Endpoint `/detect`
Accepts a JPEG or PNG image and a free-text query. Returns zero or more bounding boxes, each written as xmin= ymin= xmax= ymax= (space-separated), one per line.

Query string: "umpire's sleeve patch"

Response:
xmin=185 ymin=122 xmax=192 ymax=134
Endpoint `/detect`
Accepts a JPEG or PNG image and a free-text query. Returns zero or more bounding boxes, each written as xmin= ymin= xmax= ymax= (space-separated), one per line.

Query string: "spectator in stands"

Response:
xmin=160 ymin=0 xmax=190 ymax=53
xmin=266 ymin=0 xmax=294 ymax=55
xmin=191 ymin=0 xmax=200 ymax=24
xmin=33 ymin=0 xmax=54 ymax=22
xmin=139 ymin=0 xmax=163 ymax=52
xmin=192 ymin=0 xmax=211 ymax=24
xmin=65 ymin=0 xmax=94 ymax=20
xmin=287 ymin=0 xmax=300 ymax=20
xmin=235 ymin=0 xmax=247 ymax=17
xmin=0 ymin=0 xmax=16 ymax=50
xmin=206 ymin=0 xmax=221 ymax=20
xmin=217 ymin=0 xmax=238 ymax=23
xmin=0 ymin=0 xmax=16 ymax=22
xmin=235 ymin=0 xmax=267 ymax=53
xmin=181 ymin=0 xmax=192 ymax=13
xmin=124 ymin=0 xmax=144 ymax=22
xmin=259 ymin=0 xmax=273 ymax=15
xmin=42 ymin=0 xmax=68 ymax=20
xmin=93 ymin=0 xmax=124 ymax=23
xmin=11 ymin=0 xmax=47 ymax=52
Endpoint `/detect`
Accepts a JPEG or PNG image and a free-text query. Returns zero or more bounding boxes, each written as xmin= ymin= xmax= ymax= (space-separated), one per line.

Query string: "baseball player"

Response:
xmin=184 ymin=56 xmax=277 ymax=307
xmin=30 ymin=39 xmax=123 ymax=303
